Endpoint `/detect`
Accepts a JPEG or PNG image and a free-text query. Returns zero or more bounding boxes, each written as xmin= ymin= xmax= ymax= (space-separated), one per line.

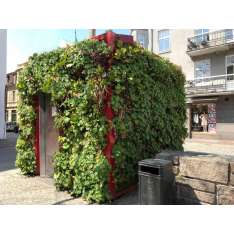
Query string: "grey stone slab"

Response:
xmin=177 ymin=184 xmax=216 ymax=204
xmin=217 ymin=185 xmax=234 ymax=205
xmin=230 ymin=162 xmax=234 ymax=186
xmin=180 ymin=156 xmax=229 ymax=184
xmin=176 ymin=176 xmax=215 ymax=193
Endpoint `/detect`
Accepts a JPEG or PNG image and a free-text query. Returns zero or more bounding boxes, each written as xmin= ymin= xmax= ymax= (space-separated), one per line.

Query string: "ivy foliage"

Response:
xmin=16 ymin=37 xmax=186 ymax=203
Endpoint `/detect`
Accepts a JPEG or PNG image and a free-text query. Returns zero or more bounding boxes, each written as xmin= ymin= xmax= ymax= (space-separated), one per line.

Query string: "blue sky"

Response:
xmin=7 ymin=29 xmax=130 ymax=73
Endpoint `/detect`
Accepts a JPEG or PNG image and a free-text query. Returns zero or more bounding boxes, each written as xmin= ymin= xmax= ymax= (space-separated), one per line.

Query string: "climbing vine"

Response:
xmin=16 ymin=36 xmax=186 ymax=203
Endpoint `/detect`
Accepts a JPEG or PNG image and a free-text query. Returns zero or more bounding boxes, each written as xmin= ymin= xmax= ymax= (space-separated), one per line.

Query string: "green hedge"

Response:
xmin=16 ymin=38 xmax=187 ymax=203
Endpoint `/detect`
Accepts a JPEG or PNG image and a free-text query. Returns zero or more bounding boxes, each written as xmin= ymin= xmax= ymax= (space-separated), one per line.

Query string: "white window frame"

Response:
xmin=194 ymin=59 xmax=211 ymax=78
xmin=158 ymin=29 xmax=170 ymax=54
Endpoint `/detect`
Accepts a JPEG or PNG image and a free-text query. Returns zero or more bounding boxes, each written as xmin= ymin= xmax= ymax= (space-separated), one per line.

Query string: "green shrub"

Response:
xmin=16 ymin=38 xmax=186 ymax=202
xmin=16 ymin=136 xmax=36 ymax=175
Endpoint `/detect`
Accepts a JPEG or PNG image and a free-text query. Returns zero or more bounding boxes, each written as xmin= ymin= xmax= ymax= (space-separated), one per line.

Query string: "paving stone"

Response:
xmin=176 ymin=176 xmax=215 ymax=193
xmin=217 ymin=185 xmax=234 ymax=205
xmin=0 ymin=169 xmax=88 ymax=205
xmin=177 ymin=184 xmax=216 ymax=204
xmin=180 ymin=156 xmax=229 ymax=184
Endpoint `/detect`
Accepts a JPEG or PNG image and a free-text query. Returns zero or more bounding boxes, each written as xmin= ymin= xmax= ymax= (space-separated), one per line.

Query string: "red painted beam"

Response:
xmin=92 ymin=31 xmax=134 ymax=198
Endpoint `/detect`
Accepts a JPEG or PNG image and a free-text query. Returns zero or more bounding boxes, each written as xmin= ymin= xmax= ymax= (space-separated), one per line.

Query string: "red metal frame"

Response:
xmin=92 ymin=31 xmax=134 ymax=199
xmin=33 ymin=96 xmax=40 ymax=175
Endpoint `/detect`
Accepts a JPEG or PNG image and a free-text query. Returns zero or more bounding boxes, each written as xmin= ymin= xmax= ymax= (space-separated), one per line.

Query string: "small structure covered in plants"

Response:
xmin=16 ymin=32 xmax=187 ymax=203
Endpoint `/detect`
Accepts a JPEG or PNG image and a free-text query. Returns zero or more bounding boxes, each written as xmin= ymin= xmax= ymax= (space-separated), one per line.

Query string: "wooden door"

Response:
xmin=39 ymin=94 xmax=59 ymax=177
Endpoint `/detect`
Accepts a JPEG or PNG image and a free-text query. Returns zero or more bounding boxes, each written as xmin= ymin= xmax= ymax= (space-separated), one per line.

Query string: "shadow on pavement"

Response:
xmin=0 ymin=133 xmax=17 ymax=172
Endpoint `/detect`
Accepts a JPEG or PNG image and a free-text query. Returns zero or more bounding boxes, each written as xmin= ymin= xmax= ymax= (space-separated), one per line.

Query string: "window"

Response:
xmin=137 ymin=31 xmax=148 ymax=49
xmin=11 ymin=110 xmax=17 ymax=122
xmin=194 ymin=29 xmax=209 ymax=36
xmin=226 ymin=55 xmax=234 ymax=82
xmin=158 ymin=30 xmax=170 ymax=53
xmin=226 ymin=55 xmax=234 ymax=67
xmin=195 ymin=59 xmax=211 ymax=78
xmin=194 ymin=29 xmax=209 ymax=43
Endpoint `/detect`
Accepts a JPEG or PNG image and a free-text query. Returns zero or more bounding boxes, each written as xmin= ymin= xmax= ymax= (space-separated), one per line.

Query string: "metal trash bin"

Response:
xmin=138 ymin=158 xmax=175 ymax=205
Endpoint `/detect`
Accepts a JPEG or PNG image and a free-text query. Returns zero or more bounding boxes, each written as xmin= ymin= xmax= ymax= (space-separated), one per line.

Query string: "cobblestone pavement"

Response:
xmin=0 ymin=133 xmax=87 ymax=205
xmin=0 ymin=133 xmax=135 ymax=205
xmin=0 ymin=169 xmax=88 ymax=205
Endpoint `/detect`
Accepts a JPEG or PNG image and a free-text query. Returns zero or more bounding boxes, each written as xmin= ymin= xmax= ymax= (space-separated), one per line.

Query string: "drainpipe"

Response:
xmin=149 ymin=29 xmax=154 ymax=52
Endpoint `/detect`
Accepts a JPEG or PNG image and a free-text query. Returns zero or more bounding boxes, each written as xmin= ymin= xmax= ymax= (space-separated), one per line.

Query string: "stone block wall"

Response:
xmin=155 ymin=151 xmax=234 ymax=205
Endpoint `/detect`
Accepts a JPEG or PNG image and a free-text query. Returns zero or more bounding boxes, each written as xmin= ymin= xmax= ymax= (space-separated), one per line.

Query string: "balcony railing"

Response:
xmin=185 ymin=74 xmax=234 ymax=95
xmin=187 ymin=29 xmax=234 ymax=52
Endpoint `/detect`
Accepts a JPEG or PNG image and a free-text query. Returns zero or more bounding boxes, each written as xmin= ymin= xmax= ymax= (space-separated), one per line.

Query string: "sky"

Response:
xmin=7 ymin=29 xmax=130 ymax=73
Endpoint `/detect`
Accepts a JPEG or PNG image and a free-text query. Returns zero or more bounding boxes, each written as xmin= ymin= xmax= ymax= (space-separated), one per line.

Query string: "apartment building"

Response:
xmin=0 ymin=29 xmax=7 ymax=139
xmin=132 ymin=29 xmax=234 ymax=140
xmin=6 ymin=70 xmax=19 ymax=123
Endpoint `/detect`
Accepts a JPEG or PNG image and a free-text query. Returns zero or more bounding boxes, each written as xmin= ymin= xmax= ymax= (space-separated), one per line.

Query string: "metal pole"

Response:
xmin=74 ymin=29 xmax=78 ymax=43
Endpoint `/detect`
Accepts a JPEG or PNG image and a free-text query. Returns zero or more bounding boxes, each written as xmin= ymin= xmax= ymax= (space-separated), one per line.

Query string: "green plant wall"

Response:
xmin=16 ymin=38 xmax=187 ymax=203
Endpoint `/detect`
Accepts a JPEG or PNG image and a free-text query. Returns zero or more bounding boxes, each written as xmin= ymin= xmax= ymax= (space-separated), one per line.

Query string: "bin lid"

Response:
xmin=138 ymin=158 xmax=171 ymax=168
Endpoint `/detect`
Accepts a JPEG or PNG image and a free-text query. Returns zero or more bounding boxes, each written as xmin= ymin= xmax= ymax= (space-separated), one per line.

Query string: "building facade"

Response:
xmin=132 ymin=29 xmax=234 ymax=140
xmin=0 ymin=29 xmax=7 ymax=139
xmin=6 ymin=70 xmax=19 ymax=123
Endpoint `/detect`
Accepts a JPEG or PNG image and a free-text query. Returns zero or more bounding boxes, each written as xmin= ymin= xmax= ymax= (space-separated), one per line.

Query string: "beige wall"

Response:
xmin=132 ymin=29 xmax=195 ymax=80
xmin=152 ymin=29 xmax=195 ymax=80
xmin=132 ymin=29 xmax=234 ymax=80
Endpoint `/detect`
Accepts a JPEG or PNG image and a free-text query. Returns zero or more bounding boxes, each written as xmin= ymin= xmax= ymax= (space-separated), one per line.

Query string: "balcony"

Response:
xmin=185 ymin=74 xmax=234 ymax=96
xmin=187 ymin=30 xmax=234 ymax=57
